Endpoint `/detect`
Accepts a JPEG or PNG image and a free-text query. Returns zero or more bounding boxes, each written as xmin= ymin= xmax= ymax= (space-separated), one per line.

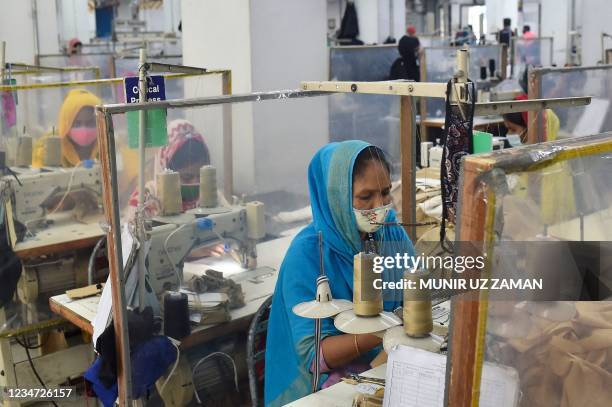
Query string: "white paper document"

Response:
xmin=383 ymin=345 xmax=519 ymax=407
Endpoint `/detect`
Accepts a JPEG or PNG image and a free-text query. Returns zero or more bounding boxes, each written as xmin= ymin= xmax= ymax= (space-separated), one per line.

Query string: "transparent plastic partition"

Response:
xmin=98 ymin=90 xmax=405 ymax=399
xmin=328 ymin=45 xmax=401 ymax=171
xmin=0 ymin=72 xmax=226 ymax=338
xmin=512 ymin=37 xmax=553 ymax=76
xmin=533 ymin=66 xmax=612 ymax=139
xmin=418 ymin=35 xmax=451 ymax=48
xmin=38 ymin=53 xmax=115 ymax=79
xmin=454 ymin=134 xmax=612 ymax=406
xmin=423 ymin=45 xmax=503 ymax=118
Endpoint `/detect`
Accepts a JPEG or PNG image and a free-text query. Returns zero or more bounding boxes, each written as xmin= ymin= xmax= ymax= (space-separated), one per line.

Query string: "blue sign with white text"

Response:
xmin=124 ymin=75 xmax=166 ymax=103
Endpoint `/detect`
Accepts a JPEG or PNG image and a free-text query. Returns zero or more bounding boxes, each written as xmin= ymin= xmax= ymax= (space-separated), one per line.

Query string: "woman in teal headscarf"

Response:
xmin=264 ymin=141 xmax=415 ymax=406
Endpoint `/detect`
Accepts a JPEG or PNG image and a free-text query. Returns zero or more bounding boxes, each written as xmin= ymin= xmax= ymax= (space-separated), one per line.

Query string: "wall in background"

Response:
xmin=0 ymin=1 xmax=36 ymax=64
xmin=580 ymin=0 xmax=612 ymax=65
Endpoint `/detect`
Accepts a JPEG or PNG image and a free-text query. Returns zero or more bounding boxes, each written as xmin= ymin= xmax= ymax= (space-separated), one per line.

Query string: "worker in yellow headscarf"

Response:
xmin=33 ymin=89 xmax=101 ymax=168
xmin=502 ymin=109 xmax=577 ymax=227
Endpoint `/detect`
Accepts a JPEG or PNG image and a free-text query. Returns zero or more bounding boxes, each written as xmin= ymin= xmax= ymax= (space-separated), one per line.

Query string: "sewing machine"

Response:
xmin=144 ymin=203 xmax=262 ymax=296
xmin=1 ymin=163 xmax=103 ymax=240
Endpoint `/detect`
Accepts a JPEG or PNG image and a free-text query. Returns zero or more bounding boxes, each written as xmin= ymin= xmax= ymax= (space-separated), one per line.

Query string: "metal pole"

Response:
xmin=1 ymin=41 xmax=5 ymax=81
xmin=137 ymin=48 xmax=147 ymax=310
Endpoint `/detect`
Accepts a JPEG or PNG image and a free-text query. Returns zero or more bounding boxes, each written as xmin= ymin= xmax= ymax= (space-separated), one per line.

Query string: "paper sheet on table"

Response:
xmin=383 ymin=345 xmax=519 ymax=407
xmin=92 ymin=224 xmax=139 ymax=348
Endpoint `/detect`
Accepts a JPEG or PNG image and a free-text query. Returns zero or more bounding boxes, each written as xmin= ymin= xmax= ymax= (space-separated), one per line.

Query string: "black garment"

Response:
xmin=338 ymin=2 xmax=359 ymax=40
xmin=0 ymin=176 xmax=24 ymax=307
xmin=95 ymin=307 xmax=160 ymax=388
xmin=389 ymin=36 xmax=420 ymax=81
xmin=498 ymin=27 xmax=514 ymax=47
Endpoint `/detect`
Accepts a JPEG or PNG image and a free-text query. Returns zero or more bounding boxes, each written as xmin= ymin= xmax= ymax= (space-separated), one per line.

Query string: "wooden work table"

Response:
xmin=49 ymin=228 xmax=299 ymax=348
xmin=13 ymin=214 xmax=105 ymax=259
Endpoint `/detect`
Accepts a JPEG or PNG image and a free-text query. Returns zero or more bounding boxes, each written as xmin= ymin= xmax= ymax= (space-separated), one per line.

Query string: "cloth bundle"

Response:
xmin=489 ymin=302 xmax=612 ymax=407
xmin=186 ymin=269 xmax=245 ymax=309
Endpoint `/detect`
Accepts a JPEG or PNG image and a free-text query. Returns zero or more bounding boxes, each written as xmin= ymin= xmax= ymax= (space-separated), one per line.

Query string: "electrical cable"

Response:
xmin=88 ymin=236 xmax=106 ymax=285
xmin=18 ymin=335 xmax=59 ymax=407
xmin=192 ymin=352 xmax=238 ymax=404
xmin=163 ymin=223 xmax=189 ymax=287
xmin=158 ymin=339 xmax=181 ymax=396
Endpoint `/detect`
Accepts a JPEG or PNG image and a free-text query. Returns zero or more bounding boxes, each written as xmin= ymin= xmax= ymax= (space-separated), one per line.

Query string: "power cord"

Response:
xmin=17 ymin=335 xmax=59 ymax=407
xmin=158 ymin=338 xmax=181 ymax=396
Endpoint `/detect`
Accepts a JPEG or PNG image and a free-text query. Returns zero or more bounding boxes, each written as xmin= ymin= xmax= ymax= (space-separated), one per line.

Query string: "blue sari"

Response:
xmin=264 ymin=141 xmax=415 ymax=406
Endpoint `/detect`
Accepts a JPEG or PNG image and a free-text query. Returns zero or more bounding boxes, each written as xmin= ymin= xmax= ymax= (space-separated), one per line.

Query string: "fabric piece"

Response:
xmin=338 ymin=3 xmax=359 ymax=40
xmin=32 ymin=89 xmax=101 ymax=168
xmin=490 ymin=302 xmax=612 ymax=407
xmin=0 ymin=206 xmax=22 ymax=307
xmin=85 ymin=335 xmax=176 ymax=407
xmin=441 ymin=80 xmax=475 ymax=225
xmin=264 ymin=141 xmax=415 ymax=406
xmin=94 ymin=307 xmax=159 ymax=387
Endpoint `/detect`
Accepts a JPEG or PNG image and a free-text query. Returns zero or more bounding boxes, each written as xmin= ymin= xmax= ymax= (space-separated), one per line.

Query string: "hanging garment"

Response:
xmin=338 ymin=2 xmax=359 ymax=40
xmin=440 ymin=80 xmax=475 ymax=241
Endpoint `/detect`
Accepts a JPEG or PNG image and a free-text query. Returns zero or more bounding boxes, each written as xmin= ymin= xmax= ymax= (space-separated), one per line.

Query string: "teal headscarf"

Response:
xmin=264 ymin=141 xmax=415 ymax=406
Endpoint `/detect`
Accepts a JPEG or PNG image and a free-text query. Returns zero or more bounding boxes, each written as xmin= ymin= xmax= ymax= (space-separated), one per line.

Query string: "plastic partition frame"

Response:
xmin=95 ymin=85 xmax=421 ymax=403
xmin=527 ymin=64 xmax=612 ymax=144
xmin=446 ymin=133 xmax=612 ymax=406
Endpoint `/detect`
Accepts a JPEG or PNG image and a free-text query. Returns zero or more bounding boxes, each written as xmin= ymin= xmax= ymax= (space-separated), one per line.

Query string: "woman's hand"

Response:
xmin=187 ymin=243 xmax=226 ymax=260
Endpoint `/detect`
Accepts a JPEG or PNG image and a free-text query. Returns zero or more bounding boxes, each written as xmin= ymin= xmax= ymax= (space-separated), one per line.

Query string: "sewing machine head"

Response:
xmin=0 ymin=163 xmax=103 ymax=242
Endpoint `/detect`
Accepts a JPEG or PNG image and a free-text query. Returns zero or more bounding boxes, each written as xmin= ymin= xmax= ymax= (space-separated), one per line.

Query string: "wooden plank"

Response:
xmin=447 ymin=157 xmax=494 ymax=407
xmin=500 ymin=44 xmax=508 ymax=80
xmin=13 ymin=220 xmax=104 ymax=259
xmin=96 ymin=109 xmax=132 ymax=405
xmin=222 ymin=71 xmax=233 ymax=202
xmin=419 ymin=51 xmax=428 ymax=141
xmin=527 ymin=69 xmax=542 ymax=144
xmin=400 ymin=96 xmax=416 ymax=240
xmin=49 ymin=297 xmax=95 ymax=335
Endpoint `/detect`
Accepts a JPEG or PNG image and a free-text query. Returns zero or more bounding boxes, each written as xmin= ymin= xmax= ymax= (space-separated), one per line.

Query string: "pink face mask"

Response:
xmin=69 ymin=128 xmax=97 ymax=147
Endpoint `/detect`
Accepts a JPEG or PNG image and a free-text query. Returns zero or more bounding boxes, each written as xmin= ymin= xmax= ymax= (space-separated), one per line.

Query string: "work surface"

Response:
xmin=13 ymin=214 xmax=105 ymax=259
xmin=286 ymin=364 xmax=388 ymax=407
xmin=49 ymin=228 xmax=299 ymax=346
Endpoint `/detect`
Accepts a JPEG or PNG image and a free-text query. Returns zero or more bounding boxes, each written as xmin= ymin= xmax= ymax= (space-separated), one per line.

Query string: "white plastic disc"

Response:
xmin=383 ymin=326 xmax=443 ymax=353
xmin=334 ymin=310 xmax=401 ymax=334
xmin=292 ymin=299 xmax=353 ymax=319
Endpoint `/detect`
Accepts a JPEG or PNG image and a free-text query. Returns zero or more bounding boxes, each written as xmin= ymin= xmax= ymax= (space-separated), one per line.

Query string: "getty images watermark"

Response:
xmin=371 ymin=253 xmax=544 ymax=292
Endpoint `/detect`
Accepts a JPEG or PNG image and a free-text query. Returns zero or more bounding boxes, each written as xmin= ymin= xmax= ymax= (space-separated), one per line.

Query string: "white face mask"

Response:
xmin=353 ymin=203 xmax=392 ymax=233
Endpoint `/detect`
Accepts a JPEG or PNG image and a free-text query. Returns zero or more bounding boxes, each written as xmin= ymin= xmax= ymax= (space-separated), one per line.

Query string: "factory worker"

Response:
xmin=127 ymin=119 xmax=212 ymax=216
xmin=33 ymin=89 xmax=101 ymax=168
xmin=264 ymin=141 xmax=415 ymax=406
xmin=502 ymin=109 xmax=576 ymax=225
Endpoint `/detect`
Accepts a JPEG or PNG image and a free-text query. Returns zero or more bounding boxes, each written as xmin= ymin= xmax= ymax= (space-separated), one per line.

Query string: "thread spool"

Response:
xmin=420 ymin=142 xmax=433 ymax=168
xmin=246 ymin=201 xmax=265 ymax=240
xmin=199 ymin=165 xmax=218 ymax=208
xmin=353 ymin=252 xmax=383 ymax=317
xmin=402 ymin=270 xmax=433 ymax=337
xmin=488 ymin=59 xmax=496 ymax=78
xmin=15 ymin=136 xmax=33 ymax=167
xmin=157 ymin=170 xmax=183 ymax=216
xmin=43 ymin=136 xmax=62 ymax=167
xmin=480 ymin=66 xmax=487 ymax=80
xmin=163 ymin=292 xmax=191 ymax=340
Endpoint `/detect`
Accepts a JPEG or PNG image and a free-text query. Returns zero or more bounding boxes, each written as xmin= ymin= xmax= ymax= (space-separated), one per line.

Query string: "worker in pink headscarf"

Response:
xmin=128 ymin=119 xmax=212 ymax=216
xmin=127 ymin=119 xmax=225 ymax=258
